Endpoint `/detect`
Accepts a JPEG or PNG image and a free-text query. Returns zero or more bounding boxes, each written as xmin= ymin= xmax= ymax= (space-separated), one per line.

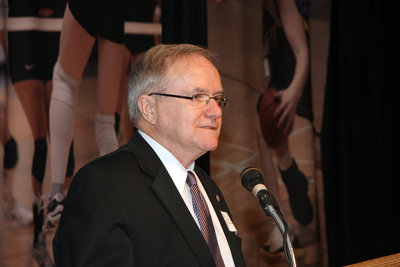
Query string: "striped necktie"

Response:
xmin=187 ymin=171 xmax=225 ymax=267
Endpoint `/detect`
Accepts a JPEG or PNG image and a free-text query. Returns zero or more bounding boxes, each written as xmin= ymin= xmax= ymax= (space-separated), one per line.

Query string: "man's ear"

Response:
xmin=138 ymin=95 xmax=156 ymax=124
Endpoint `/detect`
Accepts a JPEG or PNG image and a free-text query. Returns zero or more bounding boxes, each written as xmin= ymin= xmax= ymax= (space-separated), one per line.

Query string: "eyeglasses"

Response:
xmin=148 ymin=92 xmax=230 ymax=108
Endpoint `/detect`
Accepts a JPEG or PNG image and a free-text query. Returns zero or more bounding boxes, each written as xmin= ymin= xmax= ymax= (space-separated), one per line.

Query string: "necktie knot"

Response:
xmin=186 ymin=171 xmax=197 ymax=187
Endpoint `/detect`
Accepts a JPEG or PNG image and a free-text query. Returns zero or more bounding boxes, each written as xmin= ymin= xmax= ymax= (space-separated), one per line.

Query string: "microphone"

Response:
xmin=240 ymin=167 xmax=279 ymax=213
xmin=240 ymin=167 xmax=297 ymax=267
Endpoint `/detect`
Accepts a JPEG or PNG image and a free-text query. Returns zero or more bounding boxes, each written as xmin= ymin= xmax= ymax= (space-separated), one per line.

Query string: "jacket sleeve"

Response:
xmin=53 ymin=165 xmax=134 ymax=267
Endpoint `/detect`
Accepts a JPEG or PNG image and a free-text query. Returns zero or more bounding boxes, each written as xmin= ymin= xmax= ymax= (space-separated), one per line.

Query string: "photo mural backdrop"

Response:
xmin=0 ymin=0 xmax=328 ymax=266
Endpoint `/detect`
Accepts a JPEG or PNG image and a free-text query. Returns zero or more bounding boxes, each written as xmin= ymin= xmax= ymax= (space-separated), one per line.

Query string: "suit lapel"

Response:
xmin=196 ymin=167 xmax=246 ymax=267
xmin=151 ymin=171 xmax=215 ymax=266
xmin=127 ymin=130 xmax=215 ymax=266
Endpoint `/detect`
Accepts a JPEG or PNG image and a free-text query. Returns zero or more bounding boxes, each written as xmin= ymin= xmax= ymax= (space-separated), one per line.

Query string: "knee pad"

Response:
xmin=66 ymin=141 xmax=75 ymax=177
xmin=4 ymin=137 xmax=18 ymax=169
xmin=95 ymin=113 xmax=118 ymax=156
xmin=32 ymin=138 xmax=47 ymax=184
xmin=51 ymin=60 xmax=80 ymax=108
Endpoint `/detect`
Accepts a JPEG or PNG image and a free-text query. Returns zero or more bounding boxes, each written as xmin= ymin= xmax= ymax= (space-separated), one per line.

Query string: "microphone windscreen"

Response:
xmin=240 ymin=167 xmax=264 ymax=191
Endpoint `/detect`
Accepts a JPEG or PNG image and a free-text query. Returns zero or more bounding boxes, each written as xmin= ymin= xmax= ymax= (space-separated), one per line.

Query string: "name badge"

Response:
xmin=221 ymin=211 xmax=237 ymax=234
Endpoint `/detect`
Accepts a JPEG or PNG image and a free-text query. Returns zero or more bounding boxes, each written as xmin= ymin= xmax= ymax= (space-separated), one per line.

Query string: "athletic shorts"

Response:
xmin=69 ymin=0 xmax=157 ymax=54
xmin=7 ymin=0 xmax=67 ymax=82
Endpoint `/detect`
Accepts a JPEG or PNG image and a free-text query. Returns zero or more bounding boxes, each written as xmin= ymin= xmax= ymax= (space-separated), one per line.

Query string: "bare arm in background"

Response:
xmin=274 ymin=0 xmax=309 ymax=136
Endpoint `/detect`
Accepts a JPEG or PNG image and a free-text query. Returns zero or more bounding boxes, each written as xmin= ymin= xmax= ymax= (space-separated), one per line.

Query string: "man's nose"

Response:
xmin=205 ymin=98 xmax=222 ymax=118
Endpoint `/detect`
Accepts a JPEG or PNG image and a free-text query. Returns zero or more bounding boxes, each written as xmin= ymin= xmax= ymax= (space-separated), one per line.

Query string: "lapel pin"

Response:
xmin=216 ymin=194 xmax=220 ymax=202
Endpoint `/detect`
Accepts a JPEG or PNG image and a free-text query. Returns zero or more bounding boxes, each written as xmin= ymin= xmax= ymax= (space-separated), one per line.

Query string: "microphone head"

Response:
xmin=240 ymin=167 xmax=264 ymax=191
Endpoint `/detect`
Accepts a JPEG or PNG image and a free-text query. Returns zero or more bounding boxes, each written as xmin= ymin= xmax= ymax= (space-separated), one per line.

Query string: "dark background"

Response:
xmin=321 ymin=0 xmax=400 ymax=266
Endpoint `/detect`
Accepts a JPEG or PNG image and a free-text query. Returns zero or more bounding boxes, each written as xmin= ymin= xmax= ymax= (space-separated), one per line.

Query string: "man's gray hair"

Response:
xmin=128 ymin=44 xmax=219 ymax=125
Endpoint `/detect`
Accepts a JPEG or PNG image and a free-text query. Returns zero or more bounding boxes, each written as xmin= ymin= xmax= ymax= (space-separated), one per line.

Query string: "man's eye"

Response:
xmin=193 ymin=94 xmax=207 ymax=101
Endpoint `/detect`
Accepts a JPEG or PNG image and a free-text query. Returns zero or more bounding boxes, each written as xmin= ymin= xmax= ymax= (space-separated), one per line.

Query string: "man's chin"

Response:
xmin=195 ymin=136 xmax=219 ymax=153
xmin=202 ymin=141 xmax=218 ymax=152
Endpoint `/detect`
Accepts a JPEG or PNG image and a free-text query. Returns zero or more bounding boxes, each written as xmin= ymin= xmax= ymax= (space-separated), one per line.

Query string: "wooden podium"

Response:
xmin=345 ymin=253 xmax=400 ymax=266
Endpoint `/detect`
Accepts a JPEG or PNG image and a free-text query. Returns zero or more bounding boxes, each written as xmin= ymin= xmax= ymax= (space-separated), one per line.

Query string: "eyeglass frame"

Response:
xmin=148 ymin=92 xmax=230 ymax=108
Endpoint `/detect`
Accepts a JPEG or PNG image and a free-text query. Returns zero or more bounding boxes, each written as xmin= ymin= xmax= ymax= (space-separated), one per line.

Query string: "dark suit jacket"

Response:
xmin=54 ymin=130 xmax=245 ymax=266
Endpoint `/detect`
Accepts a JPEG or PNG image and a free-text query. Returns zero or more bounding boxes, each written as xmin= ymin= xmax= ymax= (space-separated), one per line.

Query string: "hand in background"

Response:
xmin=273 ymin=85 xmax=301 ymax=137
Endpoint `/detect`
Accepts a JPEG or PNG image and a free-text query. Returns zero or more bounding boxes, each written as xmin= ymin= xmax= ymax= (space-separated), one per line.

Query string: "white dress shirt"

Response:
xmin=138 ymin=130 xmax=235 ymax=266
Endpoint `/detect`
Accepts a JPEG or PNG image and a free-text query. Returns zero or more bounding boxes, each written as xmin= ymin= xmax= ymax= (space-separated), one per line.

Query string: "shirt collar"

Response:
xmin=138 ymin=130 xmax=195 ymax=194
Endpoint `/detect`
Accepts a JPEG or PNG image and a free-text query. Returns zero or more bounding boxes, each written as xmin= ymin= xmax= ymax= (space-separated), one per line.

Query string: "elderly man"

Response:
xmin=53 ymin=44 xmax=245 ymax=266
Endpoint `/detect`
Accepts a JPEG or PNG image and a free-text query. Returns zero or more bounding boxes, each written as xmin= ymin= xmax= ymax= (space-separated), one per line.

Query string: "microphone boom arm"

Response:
xmin=241 ymin=167 xmax=297 ymax=267
xmin=260 ymin=193 xmax=297 ymax=267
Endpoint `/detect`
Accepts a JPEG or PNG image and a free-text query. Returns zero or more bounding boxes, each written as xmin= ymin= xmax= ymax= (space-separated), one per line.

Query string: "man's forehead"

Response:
xmin=164 ymin=55 xmax=222 ymax=92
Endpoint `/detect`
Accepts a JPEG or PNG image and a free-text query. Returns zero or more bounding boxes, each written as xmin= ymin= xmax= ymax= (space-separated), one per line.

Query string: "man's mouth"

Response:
xmin=201 ymin=126 xmax=217 ymax=130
